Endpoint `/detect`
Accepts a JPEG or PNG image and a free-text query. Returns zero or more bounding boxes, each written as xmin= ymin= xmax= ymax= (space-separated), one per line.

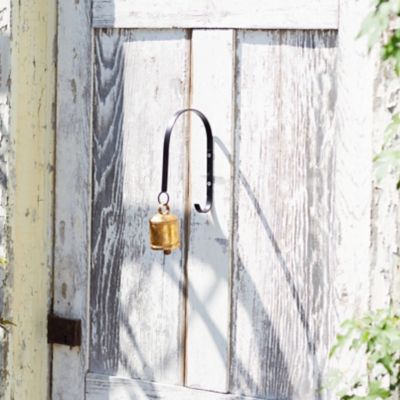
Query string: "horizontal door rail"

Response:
xmin=86 ymin=373 xmax=269 ymax=400
xmin=93 ymin=0 xmax=339 ymax=30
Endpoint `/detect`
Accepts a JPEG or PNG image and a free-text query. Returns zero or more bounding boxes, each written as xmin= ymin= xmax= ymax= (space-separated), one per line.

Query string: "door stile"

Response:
xmin=185 ymin=28 xmax=236 ymax=393
xmin=181 ymin=27 xmax=193 ymax=387
xmin=52 ymin=0 xmax=93 ymax=398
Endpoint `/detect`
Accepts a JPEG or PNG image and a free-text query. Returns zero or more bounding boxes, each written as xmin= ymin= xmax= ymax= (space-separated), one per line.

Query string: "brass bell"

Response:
xmin=150 ymin=108 xmax=214 ymax=256
xmin=149 ymin=204 xmax=180 ymax=255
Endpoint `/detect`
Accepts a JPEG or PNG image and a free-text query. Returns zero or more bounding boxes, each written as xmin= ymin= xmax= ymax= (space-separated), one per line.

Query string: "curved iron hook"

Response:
xmin=159 ymin=108 xmax=213 ymax=213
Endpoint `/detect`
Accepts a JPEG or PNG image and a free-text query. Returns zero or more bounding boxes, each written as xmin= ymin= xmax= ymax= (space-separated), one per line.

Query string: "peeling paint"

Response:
xmin=61 ymin=282 xmax=67 ymax=299
xmin=8 ymin=0 xmax=56 ymax=399
xmin=70 ymin=78 xmax=77 ymax=104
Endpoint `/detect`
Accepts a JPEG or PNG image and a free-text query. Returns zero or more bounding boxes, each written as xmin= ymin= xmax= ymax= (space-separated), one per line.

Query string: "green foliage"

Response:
xmin=329 ymin=6 xmax=400 ymax=399
xmin=330 ymin=309 xmax=400 ymax=399
xmin=374 ymin=114 xmax=400 ymax=188
xmin=360 ymin=0 xmax=400 ymax=67
xmin=360 ymin=0 xmax=400 ymax=188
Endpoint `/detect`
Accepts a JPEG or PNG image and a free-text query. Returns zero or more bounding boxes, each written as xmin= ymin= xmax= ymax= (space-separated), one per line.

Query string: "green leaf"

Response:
xmin=374 ymin=149 xmax=400 ymax=162
xmin=330 ymin=332 xmax=352 ymax=357
xmin=368 ymin=381 xmax=391 ymax=398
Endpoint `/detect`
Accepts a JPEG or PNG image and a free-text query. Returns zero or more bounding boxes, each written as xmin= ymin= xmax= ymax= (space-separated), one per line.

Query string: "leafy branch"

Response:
xmin=330 ymin=309 xmax=400 ymax=399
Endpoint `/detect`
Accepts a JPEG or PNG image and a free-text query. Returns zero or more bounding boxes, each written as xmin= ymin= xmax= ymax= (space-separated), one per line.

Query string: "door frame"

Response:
xmin=51 ymin=0 xmax=375 ymax=398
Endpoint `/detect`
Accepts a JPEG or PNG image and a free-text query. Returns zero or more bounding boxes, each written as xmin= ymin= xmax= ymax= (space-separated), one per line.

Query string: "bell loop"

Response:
xmin=158 ymin=204 xmax=170 ymax=215
xmin=157 ymin=191 xmax=170 ymax=206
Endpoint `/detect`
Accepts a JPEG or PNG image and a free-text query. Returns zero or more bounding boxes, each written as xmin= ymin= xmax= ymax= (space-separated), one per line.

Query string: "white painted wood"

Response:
xmin=370 ymin=166 xmax=400 ymax=310
xmin=0 ymin=0 xmax=10 ymax=224
xmin=86 ymin=373 xmax=264 ymax=400
xmin=230 ymin=30 xmax=338 ymax=399
xmin=53 ymin=2 xmax=382 ymax=400
xmin=93 ymin=0 xmax=339 ymax=29
xmin=90 ymin=29 xmax=190 ymax=384
xmin=370 ymin=62 xmax=400 ymax=310
xmin=326 ymin=1 xmax=376 ymax=397
xmin=334 ymin=0 xmax=374 ymax=316
xmin=52 ymin=1 xmax=92 ymax=399
xmin=0 ymin=0 xmax=10 ymax=263
xmin=0 ymin=1 xmax=10 ymax=397
xmin=185 ymin=30 xmax=234 ymax=393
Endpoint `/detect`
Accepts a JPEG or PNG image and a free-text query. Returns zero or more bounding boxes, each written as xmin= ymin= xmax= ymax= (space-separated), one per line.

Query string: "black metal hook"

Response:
xmin=158 ymin=108 xmax=213 ymax=213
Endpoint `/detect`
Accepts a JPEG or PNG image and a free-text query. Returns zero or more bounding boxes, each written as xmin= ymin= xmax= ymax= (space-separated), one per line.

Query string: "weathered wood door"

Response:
xmin=52 ymin=1 xmax=374 ymax=399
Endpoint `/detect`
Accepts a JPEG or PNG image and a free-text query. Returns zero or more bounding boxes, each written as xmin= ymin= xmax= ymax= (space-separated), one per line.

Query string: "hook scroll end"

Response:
xmin=194 ymin=203 xmax=212 ymax=214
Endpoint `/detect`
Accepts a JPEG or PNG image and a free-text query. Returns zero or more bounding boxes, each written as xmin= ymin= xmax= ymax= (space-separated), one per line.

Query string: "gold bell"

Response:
xmin=150 ymin=108 xmax=214 ymax=255
xmin=149 ymin=204 xmax=180 ymax=255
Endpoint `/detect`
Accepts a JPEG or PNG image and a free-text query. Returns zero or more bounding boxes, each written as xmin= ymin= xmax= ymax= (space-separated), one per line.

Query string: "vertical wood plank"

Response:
xmin=0 ymin=0 xmax=10 ymax=263
xmin=328 ymin=1 xmax=376 ymax=395
xmin=185 ymin=29 xmax=234 ymax=393
xmin=370 ymin=61 xmax=400 ymax=310
xmin=52 ymin=1 xmax=92 ymax=399
xmin=0 ymin=0 xmax=10 ymax=397
xmin=230 ymin=30 xmax=337 ymax=399
xmin=334 ymin=0 xmax=374 ymax=319
xmin=91 ymin=29 xmax=190 ymax=385
xmin=9 ymin=0 xmax=56 ymax=397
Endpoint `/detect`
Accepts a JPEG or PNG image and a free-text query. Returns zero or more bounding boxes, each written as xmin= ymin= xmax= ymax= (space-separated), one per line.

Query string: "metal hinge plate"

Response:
xmin=47 ymin=314 xmax=81 ymax=347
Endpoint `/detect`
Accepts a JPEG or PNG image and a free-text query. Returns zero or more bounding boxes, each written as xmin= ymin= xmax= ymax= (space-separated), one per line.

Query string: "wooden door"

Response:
xmin=52 ymin=1 xmax=374 ymax=399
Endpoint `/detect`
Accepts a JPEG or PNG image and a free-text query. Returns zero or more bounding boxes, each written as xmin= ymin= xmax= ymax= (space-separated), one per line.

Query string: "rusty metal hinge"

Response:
xmin=47 ymin=314 xmax=81 ymax=347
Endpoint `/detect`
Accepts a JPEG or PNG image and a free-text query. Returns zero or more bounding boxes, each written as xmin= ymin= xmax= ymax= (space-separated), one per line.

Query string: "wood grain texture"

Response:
xmin=230 ymin=30 xmax=338 ymax=399
xmin=9 ymin=0 xmax=56 ymax=398
xmin=326 ymin=2 xmax=375 ymax=390
xmin=93 ymin=0 xmax=339 ymax=29
xmin=334 ymin=0 xmax=374 ymax=319
xmin=52 ymin=1 xmax=92 ymax=399
xmin=185 ymin=29 xmax=235 ymax=393
xmin=0 ymin=0 xmax=10 ymax=397
xmin=91 ymin=29 xmax=190 ymax=385
xmin=86 ymin=373 xmax=264 ymax=400
xmin=0 ymin=0 xmax=10 ymax=256
xmin=370 ymin=61 xmax=400 ymax=310
xmin=53 ymin=1 xmax=384 ymax=399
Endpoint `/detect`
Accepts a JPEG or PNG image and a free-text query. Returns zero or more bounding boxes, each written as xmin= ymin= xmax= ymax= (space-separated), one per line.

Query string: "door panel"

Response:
xmin=89 ymin=27 xmax=338 ymax=399
xmin=91 ymin=29 xmax=190 ymax=384
xmin=230 ymin=30 xmax=337 ymax=398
